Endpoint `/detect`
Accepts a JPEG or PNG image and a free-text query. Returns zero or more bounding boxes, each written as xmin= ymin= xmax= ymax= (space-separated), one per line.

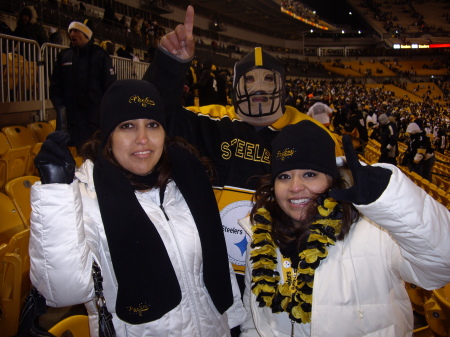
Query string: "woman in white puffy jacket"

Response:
xmin=30 ymin=80 xmax=245 ymax=337
xmin=239 ymin=120 xmax=450 ymax=337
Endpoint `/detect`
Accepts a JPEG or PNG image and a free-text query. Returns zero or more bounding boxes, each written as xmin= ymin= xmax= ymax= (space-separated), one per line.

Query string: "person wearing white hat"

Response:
xmin=50 ymin=19 xmax=116 ymax=151
xmin=403 ymin=121 xmax=435 ymax=181
xmin=68 ymin=20 xmax=93 ymax=47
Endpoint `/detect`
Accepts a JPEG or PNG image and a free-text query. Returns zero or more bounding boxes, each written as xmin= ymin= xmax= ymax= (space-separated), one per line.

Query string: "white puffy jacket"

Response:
xmin=29 ymin=160 xmax=245 ymax=337
xmin=239 ymin=164 xmax=450 ymax=337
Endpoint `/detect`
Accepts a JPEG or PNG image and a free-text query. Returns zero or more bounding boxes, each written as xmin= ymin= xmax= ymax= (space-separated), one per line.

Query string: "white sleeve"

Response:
xmin=355 ymin=164 xmax=450 ymax=290
xmin=225 ymin=263 xmax=246 ymax=329
xmin=239 ymin=246 xmax=262 ymax=337
xmin=29 ymin=181 xmax=95 ymax=307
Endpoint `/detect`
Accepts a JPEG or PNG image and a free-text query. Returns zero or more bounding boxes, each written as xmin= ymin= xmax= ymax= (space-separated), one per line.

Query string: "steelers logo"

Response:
xmin=220 ymin=200 xmax=254 ymax=267
xmin=283 ymin=260 xmax=291 ymax=268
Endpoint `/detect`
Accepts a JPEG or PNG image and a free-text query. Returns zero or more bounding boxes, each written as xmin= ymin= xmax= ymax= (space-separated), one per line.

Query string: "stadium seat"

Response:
xmin=405 ymin=282 xmax=430 ymax=316
xmin=0 ymin=229 xmax=31 ymax=337
xmin=412 ymin=325 xmax=436 ymax=337
xmin=435 ymin=176 xmax=450 ymax=194
xmin=48 ymin=119 xmax=56 ymax=131
xmin=27 ymin=122 xmax=54 ymax=143
xmin=1 ymin=126 xmax=37 ymax=149
xmin=5 ymin=176 xmax=40 ymax=227
xmin=0 ymin=192 xmax=26 ymax=244
xmin=48 ymin=315 xmax=91 ymax=337
xmin=0 ymin=133 xmax=31 ymax=191
xmin=423 ymin=284 xmax=450 ymax=337
xmin=28 ymin=142 xmax=42 ymax=176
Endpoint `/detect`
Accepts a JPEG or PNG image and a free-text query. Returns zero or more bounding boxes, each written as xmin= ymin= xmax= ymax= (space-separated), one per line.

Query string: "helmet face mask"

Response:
xmin=234 ymin=68 xmax=284 ymax=124
xmin=232 ymin=48 xmax=285 ymax=126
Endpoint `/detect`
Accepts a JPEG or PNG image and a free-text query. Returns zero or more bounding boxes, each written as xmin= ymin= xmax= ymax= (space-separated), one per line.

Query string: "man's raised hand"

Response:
xmin=160 ymin=5 xmax=194 ymax=60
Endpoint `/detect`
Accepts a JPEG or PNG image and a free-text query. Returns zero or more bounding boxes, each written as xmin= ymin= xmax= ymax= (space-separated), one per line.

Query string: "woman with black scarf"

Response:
xmin=29 ymin=80 xmax=245 ymax=336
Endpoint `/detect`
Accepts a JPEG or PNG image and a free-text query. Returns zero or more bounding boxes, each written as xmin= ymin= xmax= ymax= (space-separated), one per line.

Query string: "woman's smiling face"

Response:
xmin=111 ymin=118 xmax=165 ymax=176
xmin=274 ymin=169 xmax=332 ymax=228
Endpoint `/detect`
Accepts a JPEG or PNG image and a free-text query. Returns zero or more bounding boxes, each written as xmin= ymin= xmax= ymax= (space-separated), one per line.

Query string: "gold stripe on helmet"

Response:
xmin=254 ymin=47 xmax=263 ymax=66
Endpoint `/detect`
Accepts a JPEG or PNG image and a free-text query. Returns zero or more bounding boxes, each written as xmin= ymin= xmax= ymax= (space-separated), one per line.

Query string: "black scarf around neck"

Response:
xmin=93 ymin=145 xmax=233 ymax=324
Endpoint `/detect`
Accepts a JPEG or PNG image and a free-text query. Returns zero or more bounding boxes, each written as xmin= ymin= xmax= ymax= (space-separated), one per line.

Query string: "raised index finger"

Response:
xmin=184 ymin=5 xmax=194 ymax=36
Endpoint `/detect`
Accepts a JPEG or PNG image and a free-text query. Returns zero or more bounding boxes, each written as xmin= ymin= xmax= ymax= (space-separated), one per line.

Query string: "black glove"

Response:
xmin=330 ymin=135 xmax=392 ymax=205
xmin=34 ymin=131 xmax=76 ymax=184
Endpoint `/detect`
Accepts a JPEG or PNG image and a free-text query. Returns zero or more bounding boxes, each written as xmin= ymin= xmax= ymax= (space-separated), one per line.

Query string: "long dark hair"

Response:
xmin=80 ymin=132 xmax=216 ymax=190
xmin=250 ymin=170 xmax=359 ymax=253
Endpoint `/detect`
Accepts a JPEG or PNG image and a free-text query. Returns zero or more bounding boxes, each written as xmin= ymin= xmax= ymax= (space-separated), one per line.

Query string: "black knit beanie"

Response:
xmin=271 ymin=120 xmax=339 ymax=180
xmin=99 ymin=79 xmax=166 ymax=149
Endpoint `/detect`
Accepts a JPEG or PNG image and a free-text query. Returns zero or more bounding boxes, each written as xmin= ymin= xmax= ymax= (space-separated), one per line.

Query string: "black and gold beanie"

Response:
xmin=271 ymin=120 xmax=339 ymax=180
xmin=99 ymin=79 xmax=166 ymax=148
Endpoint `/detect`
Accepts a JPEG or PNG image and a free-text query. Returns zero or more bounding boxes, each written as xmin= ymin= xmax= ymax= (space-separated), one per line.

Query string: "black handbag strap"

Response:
xmin=92 ymin=261 xmax=117 ymax=337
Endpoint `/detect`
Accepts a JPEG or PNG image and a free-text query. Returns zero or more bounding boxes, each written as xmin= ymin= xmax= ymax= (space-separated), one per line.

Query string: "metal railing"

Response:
xmin=0 ymin=33 xmax=150 ymax=121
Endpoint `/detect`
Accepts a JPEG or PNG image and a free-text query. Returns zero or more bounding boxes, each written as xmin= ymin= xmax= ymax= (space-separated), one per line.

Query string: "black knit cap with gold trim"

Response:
xmin=271 ymin=120 xmax=339 ymax=181
xmin=99 ymin=79 xmax=166 ymax=148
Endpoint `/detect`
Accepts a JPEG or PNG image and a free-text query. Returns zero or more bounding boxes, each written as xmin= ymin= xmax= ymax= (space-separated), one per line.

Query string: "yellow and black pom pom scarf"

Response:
xmin=250 ymin=197 xmax=343 ymax=324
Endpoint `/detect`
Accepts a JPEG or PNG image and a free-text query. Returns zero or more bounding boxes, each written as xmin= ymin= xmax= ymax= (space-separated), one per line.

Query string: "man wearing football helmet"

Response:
xmin=143 ymin=6 xmax=342 ymax=321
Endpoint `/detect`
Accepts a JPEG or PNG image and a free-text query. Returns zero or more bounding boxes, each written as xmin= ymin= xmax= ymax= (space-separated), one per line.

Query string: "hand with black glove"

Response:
xmin=34 ymin=131 xmax=76 ymax=184
xmin=330 ymin=135 xmax=392 ymax=205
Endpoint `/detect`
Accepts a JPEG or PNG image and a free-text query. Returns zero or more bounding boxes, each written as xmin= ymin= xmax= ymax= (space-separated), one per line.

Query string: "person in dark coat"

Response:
xmin=377 ymin=113 xmax=398 ymax=165
xmin=13 ymin=6 xmax=48 ymax=46
xmin=50 ymin=20 xmax=116 ymax=151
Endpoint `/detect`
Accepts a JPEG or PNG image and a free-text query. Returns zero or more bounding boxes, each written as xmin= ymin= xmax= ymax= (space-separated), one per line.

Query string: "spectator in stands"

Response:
xmin=0 ymin=13 xmax=13 ymax=50
xmin=306 ymin=95 xmax=333 ymax=128
xmin=100 ymin=40 xmax=115 ymax=55
xmin=377 ymin=113 xmax=398 ymax=165
xmin=30 ymin=80 xmax=245 ymax=336
xmin=341 ymin=101 xmax=368 ymax=153
xmin=50 ymin=20 xmax=116 ymax=151
xmin=193 ymin=59 xmax=219 ymax=106
xmin=0 ymin=14 xmax=12 ymax=35
xmin=365 ymin=108 xmax=378 ymax=139
xmin=102 ymin=0 xmax=117 ymax=25
xmin=215 ymin=67 xmax=230 ymax=106
xmin=116 ymin=44 xmax=134 ymax=59
xmin=434 ymin=126 xmax=447 ymax=154
xmin=13 ymin=5 xmax=49 ymax=46
xmin=130 ymin=13 xmax=142 ymax=35
xmin=48 ymin=27 xmax=63 ymax=45
xmin=403 ymin=120 xmax=435 ymax=181
xmin=239 ymin=122 xmax=450 ymax=337
xmin=142 ymin=9 xmax=342 ymax=337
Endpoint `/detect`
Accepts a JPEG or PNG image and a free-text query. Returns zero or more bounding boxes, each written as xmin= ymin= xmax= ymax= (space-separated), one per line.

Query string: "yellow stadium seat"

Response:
xmin=0 ymin=132 xmax=31 ymax=191
xmin=405 ymin=282 xmax=430 ymax=316
xmin=28 ymin=142 xmax=42 ymax=176
xmin=48 ymin=315 xmax=91 ymax=337
xmin=0 ymin=229 xmax=31 ymax=337
xmin=435 ymin=176 xmax=450 ymax=194
xmin=48 ymin=120 xmax=56 ymax=131
xmin=1 ymin=126 xmax=37 ymax=149
xmin=0 ymin=192 xmax=26 ymax=245
xmin=27 ymin=122 xmax=54 ymax=143
xmin=413 ymin=325 xmax=436 ymax=337
xmin=5 ymin=176 xmax=40 ymax=227
xmin=423 ymin=284 xmax=450 ymax=337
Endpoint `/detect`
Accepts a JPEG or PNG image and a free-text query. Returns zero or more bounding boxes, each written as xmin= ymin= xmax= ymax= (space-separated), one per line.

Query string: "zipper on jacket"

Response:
xmin=159 ymin=204 xmax=169 ymax=221
xmin=158 ymin=185 xmax=202 ymax=336
xmin=159 ymin=186 xmax=169 ymax=221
